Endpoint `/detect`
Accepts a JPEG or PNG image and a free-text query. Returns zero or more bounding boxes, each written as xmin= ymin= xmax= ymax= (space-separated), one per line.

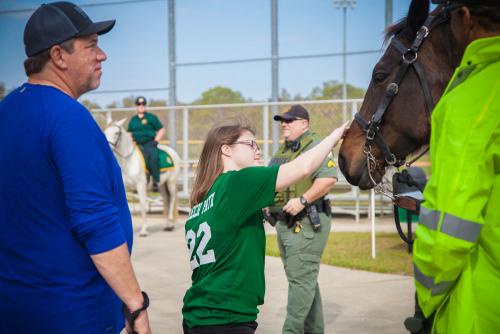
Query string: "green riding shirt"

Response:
xmin=182 ymin=165 xmax=279 ymax=328
xmin=127 ymin=112 xmax=163 ymax=144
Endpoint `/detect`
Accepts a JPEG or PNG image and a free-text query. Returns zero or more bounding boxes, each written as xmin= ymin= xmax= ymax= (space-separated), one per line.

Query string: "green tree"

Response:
xmin=122 ymin=95 xmax=135 ymax=108
xmin=0 ymin=82 xmax=5 ymax=101
xmin=106 ymin=101 xmax=119 ymax=108
xmin=149 ymin=98 xmax=167 ymax=107
xmin=308 ymin=80 xmax=365 ymax=100
xmin=118 ymin=95 xmax=167 ymax=108
xmin=80 ymin=99 xmax=101 ymax=110
xmin=193 ymin=86 xmax=247 ymax=105
xmin=278 ymin=88 xmax=292 ymax=101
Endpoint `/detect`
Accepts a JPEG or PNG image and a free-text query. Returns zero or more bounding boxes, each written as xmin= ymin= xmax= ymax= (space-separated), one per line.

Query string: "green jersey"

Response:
xmin=127 ymin=112 xmax=163 ymax=144
xmin=182 ymin=165 xmax=279 ymax=328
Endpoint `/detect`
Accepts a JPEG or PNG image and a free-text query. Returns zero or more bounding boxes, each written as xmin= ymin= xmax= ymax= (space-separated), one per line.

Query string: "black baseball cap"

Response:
xmin=432 ymin=0 xmax=500 ymax=6
xmin=274 ymin=105 xmax=310 ymax=122
xmin=135 ymin=96 xmax=147 ymax=106
xmin=24 ymin=1 xmax=116 ymax=57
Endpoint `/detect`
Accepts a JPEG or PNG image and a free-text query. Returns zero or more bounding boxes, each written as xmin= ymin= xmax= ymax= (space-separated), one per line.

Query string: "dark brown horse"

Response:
xmin=338 ymin=0 xmax=463 ymax=189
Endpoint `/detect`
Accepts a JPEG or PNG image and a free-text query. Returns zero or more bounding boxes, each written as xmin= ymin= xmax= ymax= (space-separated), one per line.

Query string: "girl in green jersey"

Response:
xmin=182 ymin=122 xmax=348 ymax=334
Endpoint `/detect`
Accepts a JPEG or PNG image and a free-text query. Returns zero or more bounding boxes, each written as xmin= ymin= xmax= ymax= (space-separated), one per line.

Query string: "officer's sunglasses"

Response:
xmin=281 ymin=117 xmax=304 ymax=124
xmin=232 ymin=139 xmax=261 ymax=152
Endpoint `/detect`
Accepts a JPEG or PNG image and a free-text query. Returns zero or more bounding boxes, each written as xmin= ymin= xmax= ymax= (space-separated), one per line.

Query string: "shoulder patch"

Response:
xmin=327 ymin=159 xmax=336 ymax=168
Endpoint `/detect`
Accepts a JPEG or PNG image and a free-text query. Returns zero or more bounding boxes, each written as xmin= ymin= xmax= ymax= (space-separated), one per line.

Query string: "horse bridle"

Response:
xmin=354 ymin=13 xmax=444 ymax=185
xmin=107 ymin=124 xmax=136 ymax=159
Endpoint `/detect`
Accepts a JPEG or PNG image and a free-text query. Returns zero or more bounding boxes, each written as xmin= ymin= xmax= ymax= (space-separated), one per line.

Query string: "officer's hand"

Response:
xmin=283 ymin=198 xmax=305 ymax=216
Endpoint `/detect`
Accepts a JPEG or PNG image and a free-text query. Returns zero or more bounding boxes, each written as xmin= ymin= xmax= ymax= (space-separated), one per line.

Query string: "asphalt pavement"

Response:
xmin=130 ymin=215 xmax=414 ymax=334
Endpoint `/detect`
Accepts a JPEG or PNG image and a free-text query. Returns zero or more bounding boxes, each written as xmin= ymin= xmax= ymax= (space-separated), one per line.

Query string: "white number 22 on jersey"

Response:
xmin=186 ymin=222 xmax=216 ymax=270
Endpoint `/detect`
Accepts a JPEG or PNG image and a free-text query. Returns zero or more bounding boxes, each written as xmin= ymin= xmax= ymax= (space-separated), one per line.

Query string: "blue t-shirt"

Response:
xmin=0 ymin=83 xmax=133 ymax=334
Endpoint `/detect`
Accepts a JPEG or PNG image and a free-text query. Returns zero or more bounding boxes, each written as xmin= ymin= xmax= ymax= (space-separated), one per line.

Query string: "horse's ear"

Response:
xmin=116 ymin=117 xmax=128 ymax=127
xmin=407 ymin=0 xmax=429 ymax=36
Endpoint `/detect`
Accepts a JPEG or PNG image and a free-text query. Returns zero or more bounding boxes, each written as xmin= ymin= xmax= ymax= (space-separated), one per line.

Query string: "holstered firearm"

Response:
xmin=305 ymin=204 xmax=321 ymax=231
xmin=267 ymin=198 xmax=331 ymax=231
xmin=263 ymin=210 xmax=277 ymax=227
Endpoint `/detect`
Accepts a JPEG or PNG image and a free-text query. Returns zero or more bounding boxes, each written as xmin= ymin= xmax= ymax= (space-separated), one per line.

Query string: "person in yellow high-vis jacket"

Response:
xmin=413 ymin=1 xmax=500 ymax=333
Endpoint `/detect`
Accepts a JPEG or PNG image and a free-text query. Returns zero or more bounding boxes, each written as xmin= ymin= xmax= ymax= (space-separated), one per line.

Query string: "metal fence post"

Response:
xmin=351 ymin=100 xmax=357 ymax=119
xmin=182 ymin=107 xmax=189 ymax=197
xmin=106 ymin=110 xmax=112 ymax=124
xmin=263 ymin=104 xmax=270 ymax=164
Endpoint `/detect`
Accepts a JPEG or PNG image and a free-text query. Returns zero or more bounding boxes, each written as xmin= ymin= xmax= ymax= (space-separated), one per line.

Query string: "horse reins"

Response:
xmin=108 ymin=125 xmax=136 ymax=160
xmin=354 ymin=12 xmax=448 ymax=187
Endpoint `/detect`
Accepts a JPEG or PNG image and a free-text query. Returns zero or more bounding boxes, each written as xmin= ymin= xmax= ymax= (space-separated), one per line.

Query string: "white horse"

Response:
xmin=104 ymin=118 xmax=180 ymax=236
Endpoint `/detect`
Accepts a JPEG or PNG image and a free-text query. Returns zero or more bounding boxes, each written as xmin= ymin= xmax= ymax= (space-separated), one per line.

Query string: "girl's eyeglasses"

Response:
xmin=233 ymin=140 xmax=261 ymax=152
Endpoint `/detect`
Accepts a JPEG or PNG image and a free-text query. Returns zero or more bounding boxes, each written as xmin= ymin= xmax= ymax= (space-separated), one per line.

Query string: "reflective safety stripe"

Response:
xmin=441 ymin=213 xmax=483 ymax=243
xmin=419 ymin=206 xmax=439 ymax=231
xmin=413 ymin=264 xmax=454 ymax=296
xmin=419 ymin=207 xmax=483 ymax=243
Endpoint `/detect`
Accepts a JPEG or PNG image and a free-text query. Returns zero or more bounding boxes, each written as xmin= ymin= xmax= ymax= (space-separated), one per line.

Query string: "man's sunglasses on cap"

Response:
xmin=281 ymin=118 xmax=305 ymax=124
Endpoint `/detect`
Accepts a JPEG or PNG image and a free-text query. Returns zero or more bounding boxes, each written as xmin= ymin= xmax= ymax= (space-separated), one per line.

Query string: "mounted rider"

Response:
xmin=127 ymin=96 xmax=165 ymax=192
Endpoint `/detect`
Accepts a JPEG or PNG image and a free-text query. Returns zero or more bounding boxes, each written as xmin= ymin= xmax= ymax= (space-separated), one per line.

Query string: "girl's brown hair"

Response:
xmin=190 ymin=124 xmax=255 ymax=207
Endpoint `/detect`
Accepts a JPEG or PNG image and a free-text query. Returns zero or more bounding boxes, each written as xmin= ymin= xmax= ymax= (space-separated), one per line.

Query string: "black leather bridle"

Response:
xmin=354 ymin=12 xmax=447 ymax=182
xmin=108 ymin=124 xmax=122 ymax=148
xmin=107 ymin=124 xmax=136 ymax=159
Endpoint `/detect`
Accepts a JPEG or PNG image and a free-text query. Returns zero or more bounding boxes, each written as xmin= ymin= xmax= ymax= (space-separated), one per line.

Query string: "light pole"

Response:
xmin=333 ymin=0 xmax=356 ymax=122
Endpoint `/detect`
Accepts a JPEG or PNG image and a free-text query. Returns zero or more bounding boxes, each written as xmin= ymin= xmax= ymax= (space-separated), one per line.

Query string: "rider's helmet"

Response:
xmin=135 ymin=96 xmax=147 ymax=106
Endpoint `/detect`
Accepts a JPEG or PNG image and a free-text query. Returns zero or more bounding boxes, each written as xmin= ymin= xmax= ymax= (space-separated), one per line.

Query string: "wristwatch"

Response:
xmin=299 ymin=196 xmax=308 ymax=206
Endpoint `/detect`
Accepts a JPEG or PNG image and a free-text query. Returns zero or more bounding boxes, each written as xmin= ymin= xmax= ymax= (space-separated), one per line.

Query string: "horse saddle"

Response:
xmin=393 ymin=167 xmax=427 ymax=213
xmin=158 ymin=149 xmax=174 ymax=171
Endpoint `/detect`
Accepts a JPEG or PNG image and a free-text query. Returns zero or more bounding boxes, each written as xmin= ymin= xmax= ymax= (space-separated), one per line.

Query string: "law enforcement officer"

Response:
xmin=128 ymin=96 xmax=165 ymax=192
xmin=268 ymin=105 xmax=338 ymax=334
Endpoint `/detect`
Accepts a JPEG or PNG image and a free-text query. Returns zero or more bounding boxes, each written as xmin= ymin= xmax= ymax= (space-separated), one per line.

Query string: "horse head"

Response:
xmin=104 ymin=118 xmax=128 ymax=150
xmin=338 ymin=0 xmax=461 ymax=189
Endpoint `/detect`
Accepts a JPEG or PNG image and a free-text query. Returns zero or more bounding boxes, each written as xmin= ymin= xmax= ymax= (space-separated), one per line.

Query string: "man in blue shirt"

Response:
xmin=0 ymin=2 xmax=151 ymax=333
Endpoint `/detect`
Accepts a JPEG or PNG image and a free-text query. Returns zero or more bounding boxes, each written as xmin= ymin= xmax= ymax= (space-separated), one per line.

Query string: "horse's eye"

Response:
xmin=373 ymin=72 xmax=388 ymax=84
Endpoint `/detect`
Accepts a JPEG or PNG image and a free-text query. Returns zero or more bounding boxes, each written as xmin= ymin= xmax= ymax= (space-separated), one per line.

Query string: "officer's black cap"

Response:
xmin=135 ymin=96 xmax=147 ymax=106
xmin=432 ymin=0 xmax=500 ymax=7
xmin=274 ymin=105 xmax=310 ymax=122
xmin=24 ymin=1 xmax=115 ymax=57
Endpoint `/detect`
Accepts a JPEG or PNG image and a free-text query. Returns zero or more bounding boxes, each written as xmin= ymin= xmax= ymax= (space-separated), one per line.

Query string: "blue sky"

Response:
xmin=0 ymin=0 xmax=414 ymax=106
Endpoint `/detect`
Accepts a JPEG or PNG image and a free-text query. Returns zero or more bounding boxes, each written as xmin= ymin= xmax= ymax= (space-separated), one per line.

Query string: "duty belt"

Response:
xmin=270 ymin=198 xmax=331 ymax=227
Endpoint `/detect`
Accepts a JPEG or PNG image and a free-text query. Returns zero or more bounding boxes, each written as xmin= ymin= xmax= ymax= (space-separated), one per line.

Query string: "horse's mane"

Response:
xmin=385 ymin=19 xmax=407 ymax=41
xmin=383 ymin=5 xmax=447 ymax=44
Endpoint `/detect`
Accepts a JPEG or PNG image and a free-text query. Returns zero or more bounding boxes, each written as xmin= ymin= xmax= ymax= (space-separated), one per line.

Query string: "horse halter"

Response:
xmin=107 ymin=124 xmax=136 ymax=159
xmin=108 ymin=124 xmax=122 ymax=149
xmin=354 ymin=14 xmax=438 ymax=184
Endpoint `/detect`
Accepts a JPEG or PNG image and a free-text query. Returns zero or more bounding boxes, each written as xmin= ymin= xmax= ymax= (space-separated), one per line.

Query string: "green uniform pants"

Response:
xmin=276 ymin=212 xmax=331 ymax=334
xmin=139 ymin=141 xmax=160 ymax=183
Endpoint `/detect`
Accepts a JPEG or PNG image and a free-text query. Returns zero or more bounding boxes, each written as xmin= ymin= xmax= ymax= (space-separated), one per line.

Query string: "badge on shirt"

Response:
xmin=141 ymin=119 xmax=148 ymax=125
xmin=327 ymin=159 xmax=336 ymax=168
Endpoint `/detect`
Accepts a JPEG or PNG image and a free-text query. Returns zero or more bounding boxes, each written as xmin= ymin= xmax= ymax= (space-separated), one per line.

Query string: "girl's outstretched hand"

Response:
xmin=330 ymin=121 xmax=350 ymax=146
